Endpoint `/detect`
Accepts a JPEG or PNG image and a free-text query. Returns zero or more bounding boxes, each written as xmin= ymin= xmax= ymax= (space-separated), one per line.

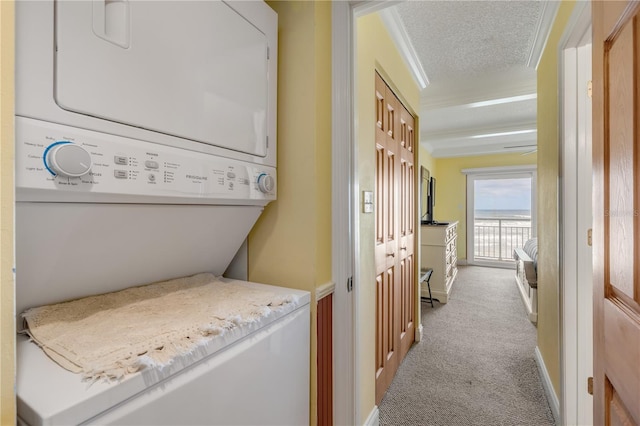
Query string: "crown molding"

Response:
xmin=353 ymin=0 xmax=403 ymax=18
xmin=527 ymin=0 xmax=561 ymax=69
xmin=378 ymin=7 xmax=429 ymax=89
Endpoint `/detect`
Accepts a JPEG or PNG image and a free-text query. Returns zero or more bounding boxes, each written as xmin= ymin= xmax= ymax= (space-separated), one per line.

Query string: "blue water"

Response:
xmin=475 ymin=209 xmax=531 ymax=219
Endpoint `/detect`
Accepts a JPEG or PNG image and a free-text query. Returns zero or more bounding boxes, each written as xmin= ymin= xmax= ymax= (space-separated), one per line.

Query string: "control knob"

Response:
xmin=44 ymin=142 xmax=93 ymax=178
xmin=257 ymin=173 xmax=275 ymax=194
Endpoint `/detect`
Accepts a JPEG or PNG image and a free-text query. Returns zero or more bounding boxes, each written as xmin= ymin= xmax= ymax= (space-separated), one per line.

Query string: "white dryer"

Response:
xmin=14 ymin=1 xmax=310 ymax=425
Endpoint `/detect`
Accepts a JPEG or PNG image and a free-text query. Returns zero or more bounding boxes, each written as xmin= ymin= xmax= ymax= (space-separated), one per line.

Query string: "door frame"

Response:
xmin=331 ymin=3 xmax=357 ymax=424
xmin=332 ymin=1 xmax=404 ymax=424
xmin=334 ymin=2 xmax=596 ymax=424
xmin=558 ymin=2 xmax=592 ymax=425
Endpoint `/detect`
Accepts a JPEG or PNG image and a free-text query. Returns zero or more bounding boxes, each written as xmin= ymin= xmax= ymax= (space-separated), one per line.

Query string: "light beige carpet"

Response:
xmin=379 ymin=266 xmax=555 ymax=426
xmin=22 ymin=273 xmax=295 ymax=381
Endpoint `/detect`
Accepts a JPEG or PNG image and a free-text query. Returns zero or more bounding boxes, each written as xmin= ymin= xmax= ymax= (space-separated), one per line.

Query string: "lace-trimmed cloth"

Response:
xmin=21 ymin=273 xmax=295 ymax=381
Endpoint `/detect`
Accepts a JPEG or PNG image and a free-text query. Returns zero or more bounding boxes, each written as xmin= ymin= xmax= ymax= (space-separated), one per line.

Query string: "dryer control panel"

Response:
xmin=16 ymin=117 xmax=276 ymax=205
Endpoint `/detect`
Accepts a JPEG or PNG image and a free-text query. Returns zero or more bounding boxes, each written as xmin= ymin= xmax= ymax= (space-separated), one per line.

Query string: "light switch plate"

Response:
xmin=363 ymin=191 xmax=374 ymax=213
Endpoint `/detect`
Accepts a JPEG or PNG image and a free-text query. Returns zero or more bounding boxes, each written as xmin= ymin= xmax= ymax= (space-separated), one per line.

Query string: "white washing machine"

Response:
xmin=14 ymin=1 xmax=310 ymax=425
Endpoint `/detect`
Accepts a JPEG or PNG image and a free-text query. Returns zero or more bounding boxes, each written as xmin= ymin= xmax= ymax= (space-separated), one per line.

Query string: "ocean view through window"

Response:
xmin=464 ymin=167 xmax=537 ymax=267
xmin=475 ymin=209 xmax=532 ymax=261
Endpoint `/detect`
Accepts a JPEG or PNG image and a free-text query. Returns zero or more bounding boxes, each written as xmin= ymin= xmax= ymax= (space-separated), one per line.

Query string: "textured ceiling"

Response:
xmin=381 ymin=0 xmax=552 ymax=157
xmin=395 ymin=1 xmax=545 ymax=83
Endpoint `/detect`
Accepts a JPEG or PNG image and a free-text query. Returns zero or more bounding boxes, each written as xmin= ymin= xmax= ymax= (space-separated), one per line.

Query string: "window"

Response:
xmin=463 ymin=166 xmax=537 ymax=267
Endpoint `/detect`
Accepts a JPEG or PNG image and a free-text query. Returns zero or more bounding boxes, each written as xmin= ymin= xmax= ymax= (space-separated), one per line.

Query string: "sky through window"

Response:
xmin=474 ymin=178 xmax=531 ymax=212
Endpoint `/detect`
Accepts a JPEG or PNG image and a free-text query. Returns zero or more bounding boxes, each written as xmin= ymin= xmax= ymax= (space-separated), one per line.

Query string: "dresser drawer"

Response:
xmin=420 ymin=221 xmax=458 ymax=303
xmin=446 ymin=223 xmax=457 ymax=241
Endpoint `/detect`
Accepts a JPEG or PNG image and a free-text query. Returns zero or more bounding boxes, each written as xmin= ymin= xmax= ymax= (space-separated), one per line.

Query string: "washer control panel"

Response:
xmin=16 ymin=117 xmax=276 ymax=204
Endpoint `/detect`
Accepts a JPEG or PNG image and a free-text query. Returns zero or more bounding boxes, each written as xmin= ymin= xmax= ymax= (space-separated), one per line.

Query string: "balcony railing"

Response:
xmin=474 ymin=217 xmax=532 ymax=261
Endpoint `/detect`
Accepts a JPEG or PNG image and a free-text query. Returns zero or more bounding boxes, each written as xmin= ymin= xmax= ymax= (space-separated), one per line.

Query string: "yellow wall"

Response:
xmin=419 ymin=145 xmax=436 ymax=223
xmin=536 ymin=0 xmax=575 ymax=397
xmin=419 ymin=145 xmax=436 ymax=179
xmin=434 ymin=153 xmax=537 ymax=261
xmin=249 ymin=2 xmax=332 ymax=424
xmin=0 ymin=1 xmax=16 ymax=424
xmin=356 ymin=13 xmax=420 ymax=423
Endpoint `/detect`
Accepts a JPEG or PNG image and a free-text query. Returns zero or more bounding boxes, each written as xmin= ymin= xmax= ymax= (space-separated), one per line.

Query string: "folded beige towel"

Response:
xmin=22 ymin=273 xmax=295 ymax=381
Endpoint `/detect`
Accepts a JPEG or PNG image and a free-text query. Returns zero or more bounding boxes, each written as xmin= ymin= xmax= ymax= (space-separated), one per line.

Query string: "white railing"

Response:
xmin=474 ymin=218 xmax=532 ymax=261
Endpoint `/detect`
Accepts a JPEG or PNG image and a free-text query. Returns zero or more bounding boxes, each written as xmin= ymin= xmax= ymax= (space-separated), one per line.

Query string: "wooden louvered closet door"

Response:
xmin=374 ymin=72 xmax=416 ymax=405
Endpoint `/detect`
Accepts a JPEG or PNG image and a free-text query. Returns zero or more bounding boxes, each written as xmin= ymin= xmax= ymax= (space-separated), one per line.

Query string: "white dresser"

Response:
xmin=420 ymin=221 xmax=458 ymax=303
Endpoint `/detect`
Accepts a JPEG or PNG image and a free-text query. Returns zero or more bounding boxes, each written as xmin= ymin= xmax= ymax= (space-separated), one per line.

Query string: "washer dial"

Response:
xmin=257 ymin=173 xmax=274 ymax=193
xmin=45 ymin=142 xmax=93 ymax=178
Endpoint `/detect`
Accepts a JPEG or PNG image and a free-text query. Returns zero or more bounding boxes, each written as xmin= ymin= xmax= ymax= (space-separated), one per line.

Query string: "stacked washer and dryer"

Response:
xmin=15 ymin=1 xmax=310 ymax=425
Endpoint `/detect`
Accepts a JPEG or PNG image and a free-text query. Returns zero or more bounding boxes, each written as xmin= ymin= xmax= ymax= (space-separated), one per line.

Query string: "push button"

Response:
xmin=145 ymin=160 xmax=159 ymax=169
xmin=227 ymin=171 xmax=236 ymax=179
xmin=114 ymin=170 xmax=127 ymax=179
xmin=114 ymin=156 xmax=128 ymax=165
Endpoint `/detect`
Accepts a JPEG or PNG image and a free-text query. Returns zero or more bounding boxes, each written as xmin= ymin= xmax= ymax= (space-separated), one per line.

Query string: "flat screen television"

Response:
xmin=420 ymin=167 xmax=434 ymax=224
xmin=429 ymin=176 xmax=436 ymax=212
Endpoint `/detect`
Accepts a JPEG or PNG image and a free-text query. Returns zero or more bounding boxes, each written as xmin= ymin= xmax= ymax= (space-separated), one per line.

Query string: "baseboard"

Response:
xmin=535 ymin=347 xmax=560 ymax=425
xmin=415 ymin=323 xmax=423 ymax=342
xmin=364 ymin=406 xmax=379 ymax=426
xmin=456 ymin=259 xmax=468 ymax=266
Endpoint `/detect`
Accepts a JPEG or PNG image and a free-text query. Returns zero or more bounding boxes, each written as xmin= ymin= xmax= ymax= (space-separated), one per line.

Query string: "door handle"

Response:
xmin=93 ymin=0 xmax=130 ymax=48
xmin=386 ymin=252 xmax=395 ymax=257
xmin=400 ymin=246 xmax=407 ymax=250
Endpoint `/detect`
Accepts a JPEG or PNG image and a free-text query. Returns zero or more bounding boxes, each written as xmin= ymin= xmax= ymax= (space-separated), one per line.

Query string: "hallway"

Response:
xmin=379 ymin=266 xmax=554 ymax=425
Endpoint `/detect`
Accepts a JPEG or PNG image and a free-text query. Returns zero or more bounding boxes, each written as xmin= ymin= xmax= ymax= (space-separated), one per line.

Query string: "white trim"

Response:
xmin=461 ymin=165 xmax=537 ymax=175
xmin=527 ymin=1 xmax=561 ymax=70
xmin=332 ymin=2 xmax=357 ymax=425
xmin=378 ymin=7 xmax=429 ymax=89
xmin=574 ymin=41 xmax=593 ymax=426
xmin=466 ymin=175 xmax=475 ymax=265
xmin=466 ymin=259 xmax=515 ymax=270
xmin=316 ymin=282 xmax=336 ymax=301
xmin=558 ymin=2 xmax=593 ymax=426
xmin=560 ymin=45 xmax=579 ymax=426
xmin=363 ymin=406 xmax=380 ymax=426
xmin=535 ymin=347 xmax=560 ymax=425
xmin=558 ymin=0 xmax=592 ymax=49
xmin=352 ymin=0 xmax=402 ymax=18
xmin=415 ymin=323 xmax=423 ymax=342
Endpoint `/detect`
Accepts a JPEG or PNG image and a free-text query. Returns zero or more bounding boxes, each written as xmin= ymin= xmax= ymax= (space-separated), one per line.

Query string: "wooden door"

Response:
xmin=592 ymin=2 xmax=640 ymax=424
xmin=374 ymin=72 xmax=416 ymax=404
xmin=398 ymin=104 xmax=416 ymax=359
xmin=374 ymin=73 xmax=400 ymax=404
